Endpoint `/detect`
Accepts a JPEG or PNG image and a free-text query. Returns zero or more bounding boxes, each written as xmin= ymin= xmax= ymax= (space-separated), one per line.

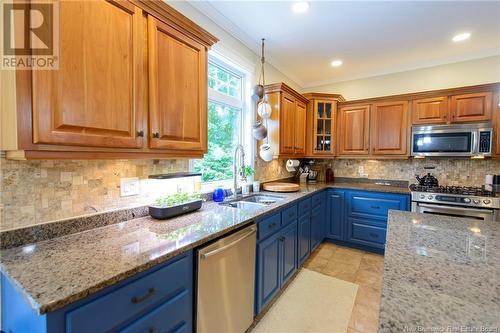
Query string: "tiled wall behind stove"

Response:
xmin=326 ymin=159 xmax=500 ymax=185
xmin=0 ymin=158 xmax=189 ymax=231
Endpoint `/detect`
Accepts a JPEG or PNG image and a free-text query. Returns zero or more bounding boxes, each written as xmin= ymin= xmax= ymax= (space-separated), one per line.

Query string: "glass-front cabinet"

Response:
xmin=314 ymin=100 xmax=335 ymax=154
xmin=304 ymin=93 xmax=343 ymax=157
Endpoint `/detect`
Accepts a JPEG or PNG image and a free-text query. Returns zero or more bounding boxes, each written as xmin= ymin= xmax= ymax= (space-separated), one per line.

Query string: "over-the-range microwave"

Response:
xmin=411 ymin=123 xmax=493 ymax=158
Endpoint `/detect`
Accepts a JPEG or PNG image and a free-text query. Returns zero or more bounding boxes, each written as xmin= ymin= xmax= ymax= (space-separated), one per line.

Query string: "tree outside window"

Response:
xmin=193 ymin=60 xmax=244 ymax=183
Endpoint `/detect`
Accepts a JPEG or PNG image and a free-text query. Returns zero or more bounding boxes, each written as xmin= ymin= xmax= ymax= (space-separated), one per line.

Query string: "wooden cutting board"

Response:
xmin=263 ymin=182 xmax=300 ymax=192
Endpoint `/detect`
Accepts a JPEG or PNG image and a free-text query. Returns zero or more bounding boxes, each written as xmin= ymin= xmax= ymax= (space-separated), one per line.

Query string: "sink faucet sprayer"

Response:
xmin=233 ymin=145 xmax=246 ymax=197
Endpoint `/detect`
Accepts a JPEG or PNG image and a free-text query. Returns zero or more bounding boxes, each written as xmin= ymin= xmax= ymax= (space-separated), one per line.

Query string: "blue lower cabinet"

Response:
xmin=256 ymin=232 xmax=282 ymax=313
xmin=256 ymin=219 xmax=298 ymax=315
xmin=119 ymin=289 xmax=191 ymax=333
xmin=346 ymin=218 xmax=387 ymax=249
xmin=327 ymin=190 xmax=345 ymax=241
xmin=281 ymin=221 xmax=298 ymax=286
xmin=297 ymin=214 xmax=311 ymax=267
xmin=326 ymin=188 xmax=410 ymax=252
xmin=310 ymin=207 xmax=324 ymax=251
xmin=1 ymin=251 xmax=194 ymax=333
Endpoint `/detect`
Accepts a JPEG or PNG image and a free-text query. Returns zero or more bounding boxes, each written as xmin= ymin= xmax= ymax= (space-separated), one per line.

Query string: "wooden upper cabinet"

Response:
xmin=280 ymin=93 xmax=296 ymax=155
xmin=32 ymin=1 xmax=144 ymax=148
xmin=412 ymin=97 xmax=448 ymax=124
xmin=148 ymin=15 xmax=207 ymax=151
xmin=337 ymin=105 xmax=370 ymax=156
xmin=494 ymin=92 xmax=500 ymax=157
xmin=450 ymin=92 xmax=492 ymax=123
xmin=293 ymin=100 xmax=307 ymax=155
xmin=371 ymin=101 xmax=409 ymax=155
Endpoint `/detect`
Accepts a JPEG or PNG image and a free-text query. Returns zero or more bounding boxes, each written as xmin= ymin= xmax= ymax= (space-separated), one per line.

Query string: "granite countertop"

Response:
xmin=379 ymin=210 xmax=500 ymax=332
xmin=0 ymin=180 xmax=408 ymax=315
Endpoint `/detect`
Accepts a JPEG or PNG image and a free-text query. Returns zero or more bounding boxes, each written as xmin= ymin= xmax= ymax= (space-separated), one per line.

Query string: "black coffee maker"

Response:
xmin=415 ymin=167 xmax=439 ymax=188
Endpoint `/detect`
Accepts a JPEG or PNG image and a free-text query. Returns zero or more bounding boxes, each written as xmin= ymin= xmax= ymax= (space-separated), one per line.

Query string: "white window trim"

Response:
xmin=190 ymin=51 xmax=255 ymax=190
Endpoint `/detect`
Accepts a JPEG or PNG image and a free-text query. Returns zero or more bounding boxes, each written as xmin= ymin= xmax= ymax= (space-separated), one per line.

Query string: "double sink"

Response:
xmin=220 ymin=194 xmax=285 ymax=209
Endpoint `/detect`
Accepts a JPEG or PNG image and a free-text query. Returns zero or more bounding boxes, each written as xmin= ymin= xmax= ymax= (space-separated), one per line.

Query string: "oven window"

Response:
xmin=413 ymin=132 xmax=471 ymax=153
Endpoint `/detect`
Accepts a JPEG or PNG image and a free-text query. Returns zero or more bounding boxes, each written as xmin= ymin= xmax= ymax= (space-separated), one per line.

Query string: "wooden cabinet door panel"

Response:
xmin=494 ymin=92 xmax=500 ymax=156
xmin=337 ymin=105 xmax=370 ymax=155
xmin=32 ymin=1 xmax=144 ymax=148
xmin=294 ymin=100 xmax=306 ymax=155
xmin=280 ymin=93 xmax=295 ymax=154
xmin=148 ymin=16 xmax=207 ymax=151
xmin=371 ymin=101 xmax=408 ymax=155
xmin=411 ymin=97 xmax=448 ymax=124
xmin=450 ymin=92 xmax=492 ymax=123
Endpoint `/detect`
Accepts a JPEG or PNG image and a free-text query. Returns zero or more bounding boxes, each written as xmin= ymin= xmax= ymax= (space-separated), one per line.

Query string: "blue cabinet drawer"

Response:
xmin=348 ymin=218 xmax=386 ymax=248
xmin=66 ymin=253 xmax=192 ymax=333
xmin=347 ymin=191 xmax=408 ymax=222
xmin=119 ymin=289 xmax=191 ymax=333
xmin=281 ymin=205 xmax=298 ymax=226
xmin=257 ymin=212 xmax=281 ymax=240
xmin=311 ymin=192 xmax=325 ymax=208
xmin=298 ymin=198 xmax=311 ymax=217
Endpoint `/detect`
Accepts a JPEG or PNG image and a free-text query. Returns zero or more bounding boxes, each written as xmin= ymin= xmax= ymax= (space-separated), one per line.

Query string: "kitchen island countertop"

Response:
xmin=379 ymin=210 xmax=500 ymax=332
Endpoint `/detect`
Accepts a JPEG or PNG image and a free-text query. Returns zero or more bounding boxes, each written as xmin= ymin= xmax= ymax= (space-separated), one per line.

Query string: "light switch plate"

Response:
xmin=120 ymin=177 xmax=140 ymax=197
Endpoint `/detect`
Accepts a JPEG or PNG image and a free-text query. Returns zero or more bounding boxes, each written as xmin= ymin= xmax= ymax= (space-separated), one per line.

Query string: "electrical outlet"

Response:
xmin=358 ymin=166 xmax=364 ymax=176
xmin=120 ymin=177 xmax=140 ymax=197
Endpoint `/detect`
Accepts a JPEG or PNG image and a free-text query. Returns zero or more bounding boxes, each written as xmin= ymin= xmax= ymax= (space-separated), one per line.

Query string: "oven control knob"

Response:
xmin=419 ymin=194 xmax=426 ymax=199
xmin=473 ymin=199 xmax=480 ymax=204
xmin=483 ymin=199 xmax=491 ymax=205
xmin=427 ymin=195 xmax=433 ymax=200
xmin=463 ymin=198 xmax=471 ymax=203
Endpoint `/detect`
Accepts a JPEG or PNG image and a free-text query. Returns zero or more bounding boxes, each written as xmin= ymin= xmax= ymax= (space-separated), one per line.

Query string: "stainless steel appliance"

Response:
xmin=411 ymin=123 xmax=493 ymax=157
xmin=409 ymin=184 xmax=500 ymax=221
xmin=196 ymin=224 xmax=257 ymax=333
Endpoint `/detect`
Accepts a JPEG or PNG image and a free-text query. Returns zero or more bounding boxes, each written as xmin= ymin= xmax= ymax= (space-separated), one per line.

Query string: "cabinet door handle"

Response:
xmin=131 ymin=288 xmax=155 ymax=304
xmin=369 ymin=233 xmax=379 ymax=238
xmin=137 ymin=130 xmax=144 ymax=137
xmin=152 ymin=132 xmax=160 ymax=138
xmin=279 ymin=236 xmax=285 ymax=241
xmin=149 ymin=328 xmax=156 ymax=333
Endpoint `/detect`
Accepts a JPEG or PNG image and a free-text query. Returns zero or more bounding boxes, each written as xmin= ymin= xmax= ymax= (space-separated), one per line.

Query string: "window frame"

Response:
xmin=190 ymin=52 xmax=254 ymax=192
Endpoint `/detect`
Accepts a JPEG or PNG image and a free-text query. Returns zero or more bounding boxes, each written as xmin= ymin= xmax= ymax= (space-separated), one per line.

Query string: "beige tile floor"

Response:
xmin=303 ymin=242 xmax=384 ymax=333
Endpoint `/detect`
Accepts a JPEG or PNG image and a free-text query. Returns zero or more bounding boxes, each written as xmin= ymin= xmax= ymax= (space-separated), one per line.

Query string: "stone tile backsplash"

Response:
xmin=1 ymin=155 xmax=499 ymax=231
xmin=0 ymin=158 xmax=190 ymax=231
xmin=326 ymin=159 xmax=500 ymax=186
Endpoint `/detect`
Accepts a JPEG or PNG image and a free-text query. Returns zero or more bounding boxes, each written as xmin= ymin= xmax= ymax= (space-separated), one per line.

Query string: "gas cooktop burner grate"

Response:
xmin=409 ymin=184 xmax=496 ymax=197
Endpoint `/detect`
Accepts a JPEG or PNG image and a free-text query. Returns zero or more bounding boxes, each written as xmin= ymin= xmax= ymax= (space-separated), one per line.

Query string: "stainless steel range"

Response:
xmin=409 ymin=184 xmax=500 ymax=222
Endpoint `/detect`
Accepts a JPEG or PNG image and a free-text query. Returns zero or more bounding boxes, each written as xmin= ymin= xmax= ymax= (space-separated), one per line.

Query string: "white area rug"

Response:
xmin=252 ymin=268 xmax=358 ymax=333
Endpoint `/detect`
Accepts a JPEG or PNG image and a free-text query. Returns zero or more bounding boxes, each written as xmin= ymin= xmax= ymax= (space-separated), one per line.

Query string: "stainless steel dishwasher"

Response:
xmin=196 ymin=224 xmax=257 ymax=333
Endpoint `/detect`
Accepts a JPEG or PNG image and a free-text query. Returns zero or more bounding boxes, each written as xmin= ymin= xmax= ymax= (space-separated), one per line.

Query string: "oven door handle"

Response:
xmin=417 ymin=203 xmax=494 ymax=215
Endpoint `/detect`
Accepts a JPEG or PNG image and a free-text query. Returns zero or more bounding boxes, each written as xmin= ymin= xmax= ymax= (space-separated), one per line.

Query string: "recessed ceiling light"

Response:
xmin=330 ymin=60 xmax=343 ymax=67
xmin=292 ymin=1 xmax=309 ymax=14
xmin=452 ymin=32 xmax=471 ymax=42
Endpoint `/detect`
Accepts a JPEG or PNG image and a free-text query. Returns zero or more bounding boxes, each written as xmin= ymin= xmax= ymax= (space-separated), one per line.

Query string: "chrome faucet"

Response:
xmin=233 ymin=144 xmax=246 ymax=196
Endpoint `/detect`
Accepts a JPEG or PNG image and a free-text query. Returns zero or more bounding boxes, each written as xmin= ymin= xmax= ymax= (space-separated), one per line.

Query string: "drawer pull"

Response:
xmin=279 ymin=236 xmax=285 ymax=241
xmin=289 ymin=213 xmax=294 ymax=218
xmin=371 ymin=206 xmax=380 ymax=209
xmin=131 ymin=288 xmax=155 ymax=304
xmin=268 ymin=223 xmax=276 ymax=229
xmin=369 ymin=233 xmax=379 ymax=238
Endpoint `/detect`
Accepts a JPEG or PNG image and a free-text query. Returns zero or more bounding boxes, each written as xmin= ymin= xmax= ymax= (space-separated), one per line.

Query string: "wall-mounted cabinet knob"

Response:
xmin=152 ymin=132 xmax=160 ymax=138
xmin=136 ymin=130 xmax=144 ymax=137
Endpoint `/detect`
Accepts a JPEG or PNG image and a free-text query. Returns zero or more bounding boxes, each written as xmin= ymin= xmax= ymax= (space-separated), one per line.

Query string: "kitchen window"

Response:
xmin=192 ymin=54 xmax=250 ymax=187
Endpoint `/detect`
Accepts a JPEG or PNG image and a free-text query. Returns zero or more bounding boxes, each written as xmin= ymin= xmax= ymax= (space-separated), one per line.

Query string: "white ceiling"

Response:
xmin=190 ymin=1 xmax=500 ymax=88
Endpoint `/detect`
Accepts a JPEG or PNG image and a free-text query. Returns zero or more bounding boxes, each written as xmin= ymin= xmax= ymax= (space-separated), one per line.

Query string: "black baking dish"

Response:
xmin=149 ymin=199 xmax=203 ymax=220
